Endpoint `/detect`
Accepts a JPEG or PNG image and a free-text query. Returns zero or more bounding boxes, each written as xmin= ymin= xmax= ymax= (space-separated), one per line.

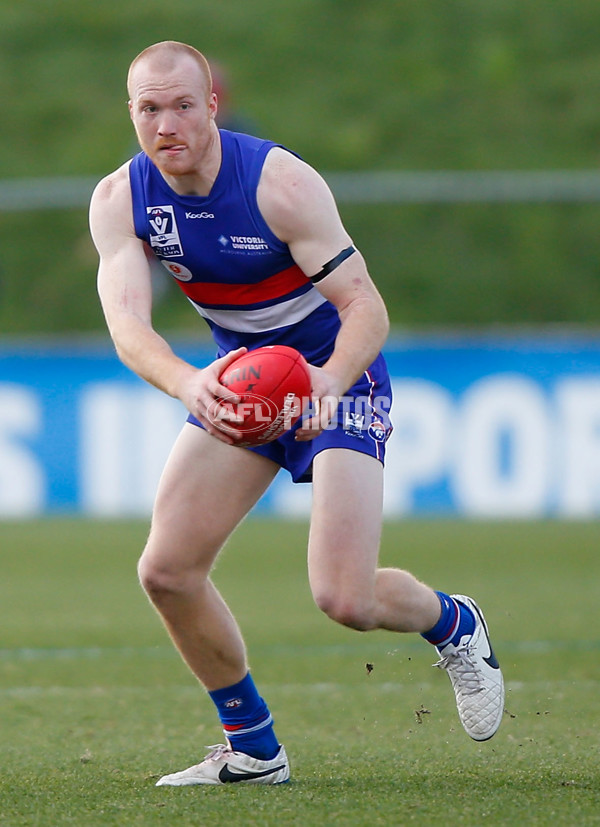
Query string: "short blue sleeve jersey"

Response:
xmin=129 ymin=128 xmax=342 ymax=365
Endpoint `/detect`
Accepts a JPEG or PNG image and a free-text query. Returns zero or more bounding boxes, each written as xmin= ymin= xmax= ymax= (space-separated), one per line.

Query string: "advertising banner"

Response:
xmin=1 ymin=334 xmax=600 ymax=518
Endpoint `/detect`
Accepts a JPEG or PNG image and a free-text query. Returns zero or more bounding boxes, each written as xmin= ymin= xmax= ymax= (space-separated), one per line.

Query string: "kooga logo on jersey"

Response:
xmin=185 ymin=211 xmax=215 ymax=219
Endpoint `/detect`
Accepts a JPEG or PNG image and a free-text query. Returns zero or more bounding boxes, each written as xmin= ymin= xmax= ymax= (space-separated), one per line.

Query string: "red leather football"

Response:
xmin=215 ymin=345 xmax=312 ymax=446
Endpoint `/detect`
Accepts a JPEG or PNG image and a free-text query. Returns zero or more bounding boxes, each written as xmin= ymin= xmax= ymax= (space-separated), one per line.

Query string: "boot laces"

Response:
xmin=433 ymin=643 xmax=483 ymax=695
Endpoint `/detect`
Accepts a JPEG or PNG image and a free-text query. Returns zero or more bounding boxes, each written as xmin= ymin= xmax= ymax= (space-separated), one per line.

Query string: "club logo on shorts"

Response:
xmin=147 ymin=205 xmax=183 ymax=257
xmin=368 ymin=419 xmax=387 ymax=442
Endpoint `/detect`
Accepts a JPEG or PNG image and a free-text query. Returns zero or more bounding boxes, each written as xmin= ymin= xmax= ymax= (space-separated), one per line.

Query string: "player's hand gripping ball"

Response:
xmin=214 ymin=346 xmax=312 ymax=446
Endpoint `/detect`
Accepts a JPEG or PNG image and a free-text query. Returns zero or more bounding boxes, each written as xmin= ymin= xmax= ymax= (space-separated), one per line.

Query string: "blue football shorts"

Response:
xmin=187 ymin=352 xmax=393 ymax=483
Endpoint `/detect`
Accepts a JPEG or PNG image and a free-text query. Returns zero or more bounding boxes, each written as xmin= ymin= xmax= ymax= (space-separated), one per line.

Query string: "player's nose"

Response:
xmin=157 ymin=111 xmax=177 ymax=135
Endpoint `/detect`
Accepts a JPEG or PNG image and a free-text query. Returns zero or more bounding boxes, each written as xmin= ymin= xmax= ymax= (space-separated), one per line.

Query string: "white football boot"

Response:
xmin=155 ymin=743 xmax=290 ymax=786
xmin=434 ymin=594 xmax=504 ymax=741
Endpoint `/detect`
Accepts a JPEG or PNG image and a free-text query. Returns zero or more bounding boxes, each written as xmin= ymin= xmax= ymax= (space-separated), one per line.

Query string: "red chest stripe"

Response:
xmin=178 ymin=264 xmax=310 ymax=307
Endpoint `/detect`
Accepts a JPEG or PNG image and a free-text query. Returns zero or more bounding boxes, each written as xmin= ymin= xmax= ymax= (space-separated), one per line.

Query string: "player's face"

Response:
xmin=128 ymin=55 xmax=218 ymax=179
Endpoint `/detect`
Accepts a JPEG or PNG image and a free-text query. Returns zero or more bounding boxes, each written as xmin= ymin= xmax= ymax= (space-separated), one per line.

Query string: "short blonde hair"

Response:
xmin=127 ymin=41 xmax=213 ymax=99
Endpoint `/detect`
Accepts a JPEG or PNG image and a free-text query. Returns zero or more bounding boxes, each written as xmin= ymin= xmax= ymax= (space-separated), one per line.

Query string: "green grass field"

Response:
xmin=1 ymin=518 xmax=599 ymax=826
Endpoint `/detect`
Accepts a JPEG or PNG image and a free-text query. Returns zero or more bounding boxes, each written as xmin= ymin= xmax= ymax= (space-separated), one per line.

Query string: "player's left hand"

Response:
xmin=295 ymin=365 xmax=342 ymax=441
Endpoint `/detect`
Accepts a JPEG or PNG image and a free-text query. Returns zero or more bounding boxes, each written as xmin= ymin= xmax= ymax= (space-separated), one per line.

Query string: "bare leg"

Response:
xmin=308 ymin=449 xmax=441 ymax=633
xmin=308 ymin=448 xmax=505 ymax=745
xmin=138 ymin=423 xmax=279 ymax=690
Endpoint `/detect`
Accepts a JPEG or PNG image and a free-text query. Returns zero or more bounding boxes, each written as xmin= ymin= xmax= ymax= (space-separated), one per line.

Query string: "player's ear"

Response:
xmin=209 ymin=92 xmax=218 ymax=121
xmin=128 ymin=100 xmax=134 ymax=121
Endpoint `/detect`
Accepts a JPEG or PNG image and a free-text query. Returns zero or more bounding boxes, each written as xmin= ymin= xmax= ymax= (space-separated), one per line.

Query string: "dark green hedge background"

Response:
xmin=2 ymin=0 xmax=600 ymax=334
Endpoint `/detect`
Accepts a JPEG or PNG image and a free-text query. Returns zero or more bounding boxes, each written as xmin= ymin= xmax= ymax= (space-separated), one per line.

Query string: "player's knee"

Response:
xmin=137 ymin=553 xmax=191 ymax=603
xmin=313 ymin=590 xmax=375 ymax=631
xmin=137 ymin=555 xmax=171 ymax=601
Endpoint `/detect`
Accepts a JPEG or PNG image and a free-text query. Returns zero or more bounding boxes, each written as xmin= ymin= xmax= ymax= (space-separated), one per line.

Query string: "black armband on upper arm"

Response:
xmin=309 ymin=245 xmax=356 ymax=283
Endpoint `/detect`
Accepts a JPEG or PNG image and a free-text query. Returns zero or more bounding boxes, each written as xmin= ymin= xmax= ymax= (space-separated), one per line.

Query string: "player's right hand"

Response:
xmin=181 ymin=347 xmax=248 ymax=444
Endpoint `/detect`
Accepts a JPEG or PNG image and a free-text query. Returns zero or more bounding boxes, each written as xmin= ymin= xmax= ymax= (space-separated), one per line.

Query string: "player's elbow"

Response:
xmin=104 ymin=311 xmax=148 ymax=370
xmin=343 ymin=291 xmax=390 ymax=349
xmin=105 ymin=326 xmax=133 ymax=370
xmin=365 ymin=295 xmax=390 ymax=354
xmin=378 ymin=299 xmax=390 ymax=343
xmin=110 ymin=332 xmax=134 ymax=368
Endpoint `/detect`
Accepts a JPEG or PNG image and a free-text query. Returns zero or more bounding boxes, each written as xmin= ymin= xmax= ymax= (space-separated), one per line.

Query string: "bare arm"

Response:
xmin=89 ymin=165 xmax=243 ymax=442
xmin=257 ymin=148 xmax=390 ymax=435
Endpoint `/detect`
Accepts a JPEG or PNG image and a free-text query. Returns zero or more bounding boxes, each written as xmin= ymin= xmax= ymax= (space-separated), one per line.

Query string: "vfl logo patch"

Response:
xmin=147 ymin=205 xmax=183 ymax=258
xmin=344 ymin=412 xmax=365 ymax=438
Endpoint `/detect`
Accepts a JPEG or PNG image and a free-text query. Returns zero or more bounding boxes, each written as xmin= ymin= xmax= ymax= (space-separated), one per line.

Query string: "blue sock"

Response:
xmin=209 ymin=672 xmax=280 ymax=760
xmin=421 ymin=592 xmax=475 ymax=650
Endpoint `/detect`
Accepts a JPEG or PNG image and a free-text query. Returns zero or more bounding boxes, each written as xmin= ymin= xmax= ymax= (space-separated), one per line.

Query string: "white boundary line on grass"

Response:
xmin=0 ymin=679 xmax=598 ymax=700
xmin=0 ymin=639 xmax=598 ymax=661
